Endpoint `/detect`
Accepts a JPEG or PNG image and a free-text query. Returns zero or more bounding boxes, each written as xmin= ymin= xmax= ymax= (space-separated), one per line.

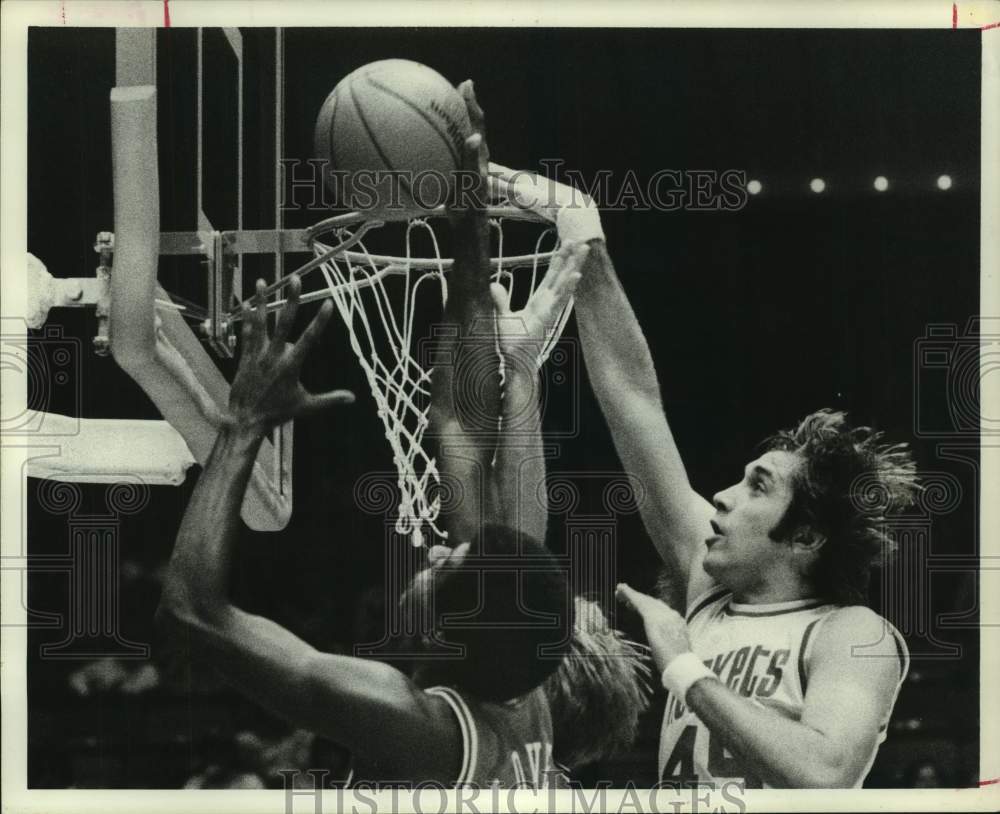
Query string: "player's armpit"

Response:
xmin=797 ymin=606 xmax=907 ymax=787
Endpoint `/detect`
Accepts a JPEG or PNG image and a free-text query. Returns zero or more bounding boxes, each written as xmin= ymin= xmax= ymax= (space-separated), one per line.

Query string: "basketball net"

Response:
xmin=308 ymin=207 xmax=566 ymax=547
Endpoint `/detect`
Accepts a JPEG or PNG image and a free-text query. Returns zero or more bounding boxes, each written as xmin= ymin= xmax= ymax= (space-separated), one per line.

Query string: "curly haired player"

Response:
xmin=615 ymin=411 xmax=917 ymax=788
xmin=484 ymin=132 xmax=919 ymax=789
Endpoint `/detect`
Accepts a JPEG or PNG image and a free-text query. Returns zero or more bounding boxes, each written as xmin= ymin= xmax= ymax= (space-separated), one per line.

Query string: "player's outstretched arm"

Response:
xmin=429 ymin=81 xmax=499 ymax=543
xmin=618 ymin=585 xmax=905 ymax=788
xmin=575 ymin=242 xmax=715 ymax=602
xmin=486 ymin=161 xmax=715 ymax=605
xmin=491 ymin=242 xmax=588 ymax=541
xmin=156 ymin=279 xmax=460 ymax=778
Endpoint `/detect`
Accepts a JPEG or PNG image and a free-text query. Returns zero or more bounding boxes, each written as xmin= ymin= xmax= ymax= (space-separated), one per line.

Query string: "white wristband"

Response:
xmin=555 ymin=202 xmax=605 ymax=244
xmin=661 ymin=652 xmax=718 ymax=700
xmin=487 ymin=162 xmax=605 ymax=243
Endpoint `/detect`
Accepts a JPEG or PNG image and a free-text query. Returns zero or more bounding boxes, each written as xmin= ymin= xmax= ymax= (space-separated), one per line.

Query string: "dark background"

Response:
xmin=26 ymin=27 xmax=981 ymax=788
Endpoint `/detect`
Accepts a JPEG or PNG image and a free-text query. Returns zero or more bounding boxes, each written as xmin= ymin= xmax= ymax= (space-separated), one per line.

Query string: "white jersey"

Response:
xmin=658 ymin=586 xmax=908 ymax=788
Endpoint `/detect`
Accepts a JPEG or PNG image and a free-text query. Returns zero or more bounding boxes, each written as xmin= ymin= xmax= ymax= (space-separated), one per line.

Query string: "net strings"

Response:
xmin=312 ymin=217 xmax=564 ymax=547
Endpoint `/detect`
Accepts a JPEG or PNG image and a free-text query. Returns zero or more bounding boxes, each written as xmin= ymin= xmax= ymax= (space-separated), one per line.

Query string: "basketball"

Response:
xmin=314 ymin=59 xmax=472 ymax=215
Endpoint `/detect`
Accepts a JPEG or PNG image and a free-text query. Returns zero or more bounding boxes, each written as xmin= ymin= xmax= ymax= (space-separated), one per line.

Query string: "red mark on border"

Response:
xmin=164 ymin=0 xmax=171 ymax=27
xmin=980 ymin=778 xmax=1000 ymax=787
xmin=953 ymin=3 xmax=999 ymax=31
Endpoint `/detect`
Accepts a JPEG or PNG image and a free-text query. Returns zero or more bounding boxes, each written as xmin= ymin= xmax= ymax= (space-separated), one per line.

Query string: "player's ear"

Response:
xmin=790 ymin=526 xmax=826 ymax=554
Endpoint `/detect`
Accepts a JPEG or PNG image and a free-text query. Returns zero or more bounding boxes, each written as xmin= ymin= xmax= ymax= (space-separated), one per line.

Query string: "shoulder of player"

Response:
xmin=365 ymin=686 xmax=467 ymax=781
xmin=304 ymin=658 xmax=463 ymax=776
xmin=414 ymin=685 xmax=479 ymax=746
xmin=809 ymin=606 xmax=903 ymax=673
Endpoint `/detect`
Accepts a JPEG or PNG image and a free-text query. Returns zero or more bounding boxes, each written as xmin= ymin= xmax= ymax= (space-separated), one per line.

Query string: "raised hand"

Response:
xmin=490 ymin=242 xmax=589 ymax=362
xmin=447 ymin=80 xmax=492 ymax=308
xmin=228 ymin=277 xmax=354 ymax=432
xmin=616 ymin=582 xmax=693 ymax=674
xmin=457 ymin=79 xmax=488 ymax=180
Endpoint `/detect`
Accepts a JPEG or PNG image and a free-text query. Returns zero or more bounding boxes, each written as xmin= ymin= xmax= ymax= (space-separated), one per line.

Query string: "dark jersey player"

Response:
xmin=156 ymin=82 xmax=585 ymax=788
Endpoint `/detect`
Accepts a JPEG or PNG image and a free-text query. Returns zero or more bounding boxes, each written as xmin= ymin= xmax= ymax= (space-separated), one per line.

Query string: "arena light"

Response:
xmin=809 ymin=177 xmax=826 ymax=193
xmin=747 ymin=179 xmax=762 ymax=195
xmin=873 ymin=176 xmax=889 ymax=192
xmin=937 ymin=174 xmax=953 ymax=191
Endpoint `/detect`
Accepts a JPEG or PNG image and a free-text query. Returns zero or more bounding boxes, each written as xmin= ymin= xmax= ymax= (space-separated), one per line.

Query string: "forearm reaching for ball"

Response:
xmin=575 ymin=243 xmax=716 ymax=603
xmin=432 ymin=83 xmax=587 ymax=546
xmin=485 ymin=164 xmax=716 ymax=606
xmin=159 ymin=279 xmax=352 ymax=622
xmin=491 ymin=243 xmax=589 ymax=541
xmin=429 ymin=81 xmax=499 ymax=544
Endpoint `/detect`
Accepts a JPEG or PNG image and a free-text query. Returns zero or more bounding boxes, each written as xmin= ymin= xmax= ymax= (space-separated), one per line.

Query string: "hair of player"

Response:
xmin=429 ymin=524 xmax=573 ymax=703
xmin=764 ymin=409 xmax=921 ymax=606
xmin=543 ymin=596 xmax=652 ymax=769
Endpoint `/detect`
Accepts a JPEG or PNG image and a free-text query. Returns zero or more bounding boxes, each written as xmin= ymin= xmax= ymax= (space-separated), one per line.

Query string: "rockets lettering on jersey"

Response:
xmin=658 ymin=587 xmax=908 ymax=789
xmin=665 ymin=644 xmax=791 ymax=722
